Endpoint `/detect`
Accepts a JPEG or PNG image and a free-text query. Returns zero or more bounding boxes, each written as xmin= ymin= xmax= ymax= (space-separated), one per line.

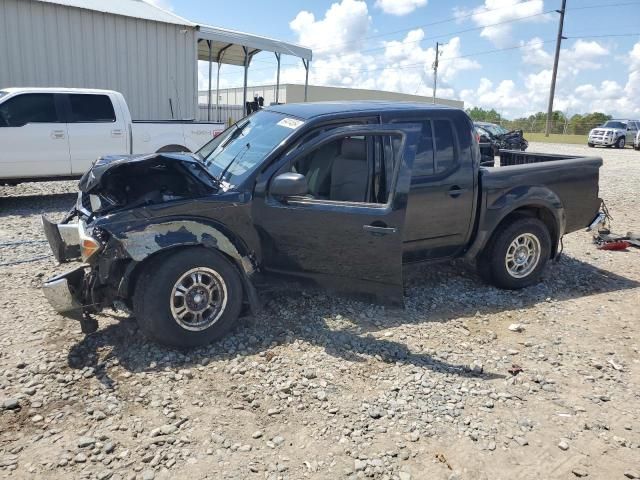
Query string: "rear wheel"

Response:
xmin=615 ymin=137 xmax=625 ymax=149
xmin=134 ymin=248 xmax=243 ymax=347
xmin=477 ymin=217 xmax=551 ymax=289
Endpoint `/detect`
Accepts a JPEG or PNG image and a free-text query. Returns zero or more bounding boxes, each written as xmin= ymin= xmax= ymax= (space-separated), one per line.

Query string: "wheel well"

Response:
xmin=495 ymin=206 xmax=559 ymax=257
xmin=156 ymin=144 xmax=191 ymax=153
xmin=124 ymin=245 xmax=244 ymax=302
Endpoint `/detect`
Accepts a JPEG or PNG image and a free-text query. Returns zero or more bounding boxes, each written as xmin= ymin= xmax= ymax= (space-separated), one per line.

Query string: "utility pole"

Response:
xmin=432 ymin=42 xmax=441 ymax=104
xmin=545 ymin=0 xmax=567 ymax=137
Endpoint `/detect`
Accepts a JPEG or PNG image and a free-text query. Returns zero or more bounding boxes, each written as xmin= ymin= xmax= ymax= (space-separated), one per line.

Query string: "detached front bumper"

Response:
xmin=41 ymin=216 xmax=100 ymax=333
xmin=42 ymin=267 xmax=86 ymax=320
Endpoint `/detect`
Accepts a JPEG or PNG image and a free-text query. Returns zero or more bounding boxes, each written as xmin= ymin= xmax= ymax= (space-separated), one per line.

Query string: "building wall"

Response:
xmin=0 ymin=0 xmax=197 ymax=120
xmin=199 ymin=84 xmax=463 ymax=109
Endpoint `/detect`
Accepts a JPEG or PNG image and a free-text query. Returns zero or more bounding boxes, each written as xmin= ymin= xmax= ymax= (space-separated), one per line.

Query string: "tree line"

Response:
xmin=466 ymin=107 xmax=613 ymax=135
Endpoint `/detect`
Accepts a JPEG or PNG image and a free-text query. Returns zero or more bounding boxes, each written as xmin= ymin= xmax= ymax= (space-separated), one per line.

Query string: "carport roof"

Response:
xmin=196 ymin=25 xmax=312 ymax=65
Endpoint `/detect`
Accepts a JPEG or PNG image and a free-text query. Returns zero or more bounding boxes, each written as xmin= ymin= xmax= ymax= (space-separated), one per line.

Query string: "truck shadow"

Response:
xmin=66 ymin=254 xmax=638 ymax=388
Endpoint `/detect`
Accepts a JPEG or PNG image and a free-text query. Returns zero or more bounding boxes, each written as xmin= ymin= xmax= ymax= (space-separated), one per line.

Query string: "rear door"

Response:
xmin=64 ymin=93 xmax=128 ymax=175
xmin=0 ymin=92 xmax=71 ymax=178
xmin=400 ymin=114 xmax=476 ymax=261
xmin=252 ymin=123 xmax=421 ymax=305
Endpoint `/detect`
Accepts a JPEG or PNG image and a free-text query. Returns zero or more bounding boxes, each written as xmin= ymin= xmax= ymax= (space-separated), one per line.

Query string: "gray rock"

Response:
xmin=2 ymin=398 xmax=19 ymax=410
xmin=354 ymin=459 xmax=367 ymax=471
xmin=252 ymin=430 xmax=263 ymax=439
xmin=558 ymin=439 xmax=569 ymax=451
xmin=624 ymin=472 xmax=639 ymax=479
xmin=77 ymin=436 xmax=96 ymax=448
xmin=160 ymin=424 xmax=178 ymax=435
xmin=571 ymin=467 xmax=588 ymax=477
xmin=509 ymin=323 xmax=524 ymax=332
xmin=74 ymin=452 xmax=87 ymax=463
xmin=514 ymin=436 xmax=528 ymax=446
xmin=141 ymin=470 xmax=155 ymax=480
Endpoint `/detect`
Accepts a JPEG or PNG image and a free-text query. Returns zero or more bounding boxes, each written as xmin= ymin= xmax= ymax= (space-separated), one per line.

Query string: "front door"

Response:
xmin=253 ymin=124 xmax=420 ymax=304
xmin=0 ymin=93 xmax=71 ymax=178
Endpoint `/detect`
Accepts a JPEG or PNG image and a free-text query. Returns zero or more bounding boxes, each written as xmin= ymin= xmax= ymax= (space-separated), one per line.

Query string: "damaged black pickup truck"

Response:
xmin=42 ymin=102 xmax=605 ymax=347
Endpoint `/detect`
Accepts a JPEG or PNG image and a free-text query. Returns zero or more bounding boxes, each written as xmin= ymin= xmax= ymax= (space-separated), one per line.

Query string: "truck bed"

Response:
xmin=480 ymin=151 xmax=602 ymax=235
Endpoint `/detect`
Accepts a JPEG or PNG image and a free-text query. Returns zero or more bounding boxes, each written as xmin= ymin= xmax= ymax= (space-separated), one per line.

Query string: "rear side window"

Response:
xmin=413 ymin=121 xmax=435 ymax=176
xmin=0 ymin=93 xmax=59 ymax=127
xmin=68 ymin=94 xmax=116 ymax=123
xmin=433 ymin=119 xmax=457 ymax=173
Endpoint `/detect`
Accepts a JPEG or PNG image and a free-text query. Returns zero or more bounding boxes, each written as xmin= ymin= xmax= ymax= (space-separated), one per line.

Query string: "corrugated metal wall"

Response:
xmin=0 ymin=0 xmax=197 ymax=120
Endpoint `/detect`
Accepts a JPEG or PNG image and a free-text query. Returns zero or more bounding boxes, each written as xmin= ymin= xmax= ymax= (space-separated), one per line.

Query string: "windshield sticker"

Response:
xmin=277 ymin=118 xmax=304 ymax=129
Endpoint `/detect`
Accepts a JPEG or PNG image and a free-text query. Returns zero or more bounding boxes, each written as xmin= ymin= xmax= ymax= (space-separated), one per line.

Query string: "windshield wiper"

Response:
xmin=218 ymin=142 xmax=250 ymax=184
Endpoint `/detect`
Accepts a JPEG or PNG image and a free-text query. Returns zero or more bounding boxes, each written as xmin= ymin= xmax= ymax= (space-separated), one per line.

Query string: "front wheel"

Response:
xmin=477 ymin=217 xmax=551 ymax=290
xmin=588 ymin=142 xmax=595 ymax=148
xmin=615 ymin=137 xmax=625 ymax=149
xmin=134 ymin=248 xmax=243 ymax=347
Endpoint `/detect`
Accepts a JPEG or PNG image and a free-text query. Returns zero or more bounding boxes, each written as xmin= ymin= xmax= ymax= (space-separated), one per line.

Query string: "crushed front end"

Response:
xmin=41 ymin=208 xmax=113 ymax=333
xmin=41 ymin=152 xmax=222 ymax=333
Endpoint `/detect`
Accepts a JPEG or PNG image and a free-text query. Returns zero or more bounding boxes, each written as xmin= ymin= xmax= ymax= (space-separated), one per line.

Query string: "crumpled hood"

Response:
xmin=78 ymin=152 xmax=205 ymax=193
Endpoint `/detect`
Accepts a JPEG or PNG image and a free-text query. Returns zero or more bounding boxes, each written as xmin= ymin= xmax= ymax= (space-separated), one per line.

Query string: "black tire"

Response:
xmin=477 ymin=217 xmax=551 ymax=290
xmin=615 ymin=137 xmax=625 ymax=149
xmin=588 ymin=143 xmax=595 ymax=148
xmin=134 ymin=247 xmax=243 ymax=347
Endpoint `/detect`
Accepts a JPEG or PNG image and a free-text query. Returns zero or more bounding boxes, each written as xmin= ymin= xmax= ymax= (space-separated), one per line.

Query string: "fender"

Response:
xmin=107 ymin=219 xmax=260 ymax=312
xmin=464 ymin=185 xmax=565 ymax=261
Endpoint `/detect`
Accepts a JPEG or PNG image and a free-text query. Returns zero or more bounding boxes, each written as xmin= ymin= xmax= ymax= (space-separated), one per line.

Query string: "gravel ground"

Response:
xmin=0 ymin=143 xmax=639 ymax=480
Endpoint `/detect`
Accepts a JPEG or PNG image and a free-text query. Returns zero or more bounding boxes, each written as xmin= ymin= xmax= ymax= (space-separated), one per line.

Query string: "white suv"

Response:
xmin=588 ymin=119 xmax=639 ymax=149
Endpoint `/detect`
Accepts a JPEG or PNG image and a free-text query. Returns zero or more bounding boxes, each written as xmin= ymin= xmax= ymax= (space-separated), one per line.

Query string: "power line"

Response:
xmin=313 ymin=0 xmax=640 ymax=54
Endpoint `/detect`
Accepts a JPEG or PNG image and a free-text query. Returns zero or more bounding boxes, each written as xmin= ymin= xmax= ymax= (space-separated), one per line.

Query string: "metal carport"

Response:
xmin=196 ymin=25 xmax=313 ymax=121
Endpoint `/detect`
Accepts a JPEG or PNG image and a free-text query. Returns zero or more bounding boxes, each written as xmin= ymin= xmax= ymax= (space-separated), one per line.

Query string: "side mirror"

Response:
xmin=270 ymin=172 xmax=308 ymax=198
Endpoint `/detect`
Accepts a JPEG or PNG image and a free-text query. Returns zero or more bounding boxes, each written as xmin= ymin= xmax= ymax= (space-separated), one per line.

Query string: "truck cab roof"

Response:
xmin=0 ymin=87 xmax=119 ymax=95
xmin=265 ymin=101 xmax=458 ymax=120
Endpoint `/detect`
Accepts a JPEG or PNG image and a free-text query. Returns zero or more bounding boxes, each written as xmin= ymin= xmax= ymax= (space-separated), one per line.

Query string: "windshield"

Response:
xmin=602 ymin=120 xmax=627 ymax=129
xmin=197 ymin=110 xmax=302 ymax=187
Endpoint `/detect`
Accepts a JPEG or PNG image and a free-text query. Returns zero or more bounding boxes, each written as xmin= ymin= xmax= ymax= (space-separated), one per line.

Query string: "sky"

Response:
xmin=149 ymin=0 xmax=640 ymax=119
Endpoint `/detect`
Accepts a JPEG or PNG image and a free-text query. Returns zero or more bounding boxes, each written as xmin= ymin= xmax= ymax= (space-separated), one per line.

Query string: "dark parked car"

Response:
xmin=42 ymin=102 xmax=604 ymax=347
xmin=475 ymin=122 xmax=529 ymax=159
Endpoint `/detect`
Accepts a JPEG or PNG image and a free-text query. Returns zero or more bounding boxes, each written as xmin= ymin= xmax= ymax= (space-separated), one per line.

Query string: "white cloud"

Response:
xmin=281 ymin=2 xmax=478 ymax=100
xmin=375 ymin=0 xmax=428 ymax=16
xmin=460 ymin=41 xmax=640 ymax=118
xmin=455 ymin=0 xmax=548 ymax=47
xmin=290 ymin=0 xmax=371 ymax=54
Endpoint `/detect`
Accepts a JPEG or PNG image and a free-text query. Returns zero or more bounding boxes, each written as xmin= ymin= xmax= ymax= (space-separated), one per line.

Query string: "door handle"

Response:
xmin=448 ymin=186 xmax=468 ymax=198
xmin=51 ymin=130 xmax=65 ymax=139
xmin=111 ymin=129 xmax=123 ymax=137
xmin=363 ymin=224 xmax=397 ymax=235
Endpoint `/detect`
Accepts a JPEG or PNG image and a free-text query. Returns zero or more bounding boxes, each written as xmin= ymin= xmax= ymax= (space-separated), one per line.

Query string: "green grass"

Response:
xmin=525 ymin=133 xmax=587 ymax=144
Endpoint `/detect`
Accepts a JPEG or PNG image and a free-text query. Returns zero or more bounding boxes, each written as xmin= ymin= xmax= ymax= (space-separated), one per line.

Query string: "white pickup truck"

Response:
xmin=0 ymin=88 xmax=225 ymax=185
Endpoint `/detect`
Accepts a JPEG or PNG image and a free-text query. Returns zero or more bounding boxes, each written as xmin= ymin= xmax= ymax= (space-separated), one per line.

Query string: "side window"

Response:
xmin=68 ymin=94 xmax=116 ymax=123
xmin=0 ymin=94 xmax=59 ymax=127
xmin=289 ymin=134 xmax=398 ymax=204
xmin=413 ymin=121 xmax=435 ymax=176
xmin=433 ymin=119 xmax=457 ymax=173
